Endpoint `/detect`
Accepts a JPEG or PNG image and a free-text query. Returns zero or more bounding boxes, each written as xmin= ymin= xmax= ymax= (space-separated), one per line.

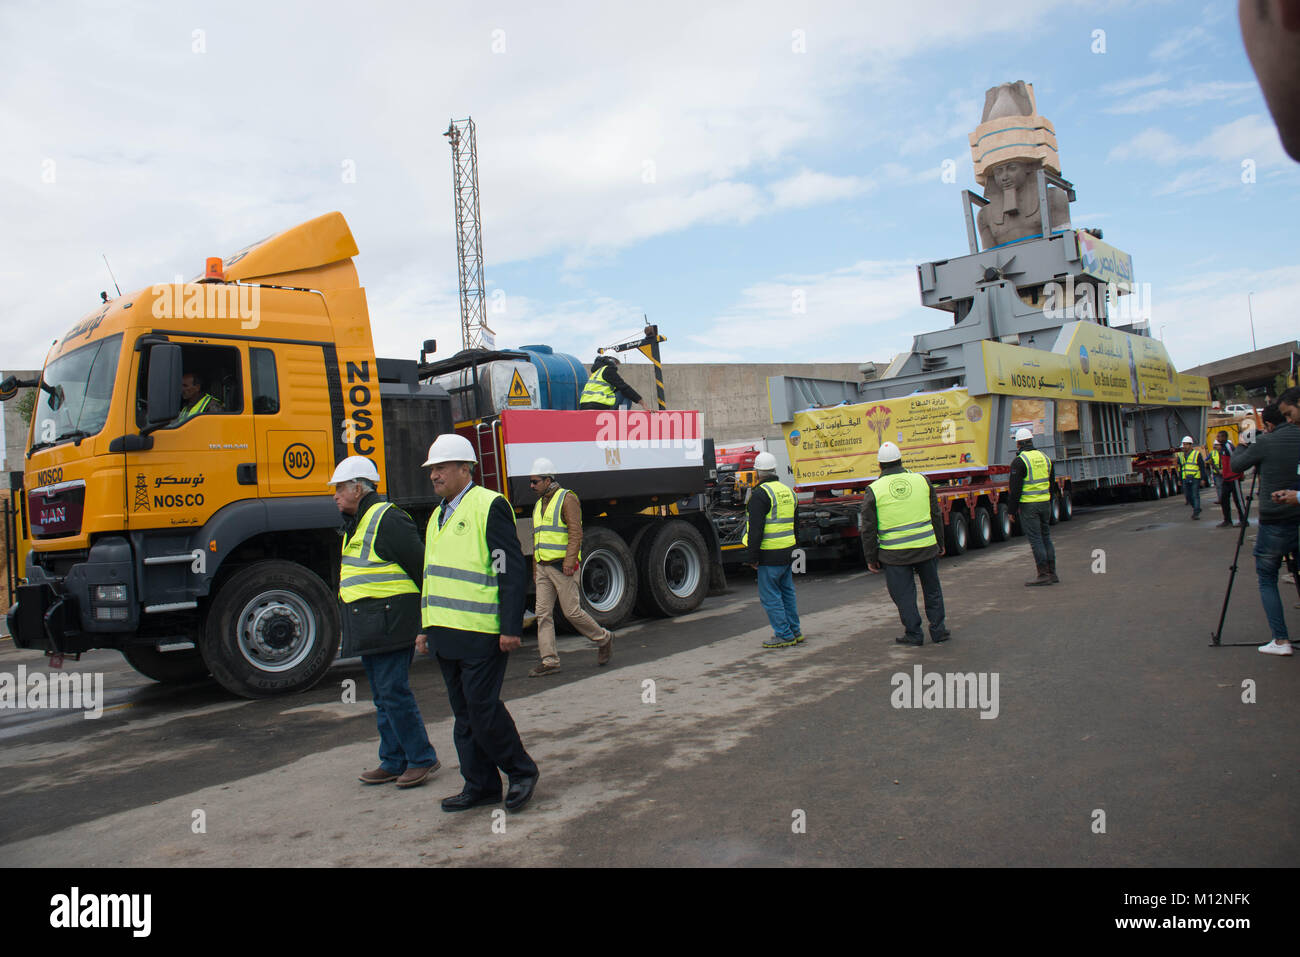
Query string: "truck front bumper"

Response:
xmin=10 ymin=537 xmax=139 ymax=654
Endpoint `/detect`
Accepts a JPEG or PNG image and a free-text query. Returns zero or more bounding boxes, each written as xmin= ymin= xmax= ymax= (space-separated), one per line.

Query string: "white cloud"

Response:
xmin=1098 ymin=72 xmax=1170 ymax=97
xmin=1150 ymin=25 xmax=1212 ymax=63
xmin=1152 ymin=265 xmax=1300 ymax=369
xmin=1108 ymin=115 xmax=1291 ymax=195
xmin=770 ymin=169 xmax=874 ymax=209
xmin=1103 ymin=81 xmax=1259 ymax=115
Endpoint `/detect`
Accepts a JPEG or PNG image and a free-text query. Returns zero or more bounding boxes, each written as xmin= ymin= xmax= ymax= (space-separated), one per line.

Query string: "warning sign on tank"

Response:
xmin=506 ymin=369 xmax=532 ymax=406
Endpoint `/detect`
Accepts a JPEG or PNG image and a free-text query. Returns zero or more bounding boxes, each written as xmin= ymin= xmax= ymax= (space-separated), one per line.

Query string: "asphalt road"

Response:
xmin=1 ymin=494 xmax=1296 ymax=867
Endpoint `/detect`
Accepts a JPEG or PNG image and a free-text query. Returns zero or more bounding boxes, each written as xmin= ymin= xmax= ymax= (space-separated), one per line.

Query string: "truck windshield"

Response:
xmin=32 ymin=334 xmax=123 ymax=449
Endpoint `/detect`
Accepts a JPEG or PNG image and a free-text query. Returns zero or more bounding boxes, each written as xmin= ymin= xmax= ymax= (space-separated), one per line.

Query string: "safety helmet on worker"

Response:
xmin=423 ymin=433 xmax=477 ymax=466
xmin=1181 ymin=435 xmax=1194 ymax=445
xmin=329 ymin=455 xmax=380 ymax=485
xmin=529 ymin=457 xmax=557 ymax=477
xmin=878 ymin=441 xmax=902 ymax=464
xmin=1014 ymin=427 xmax=1034 ymax=442
xmin=753 ymin=452 xmax=778 ymax=472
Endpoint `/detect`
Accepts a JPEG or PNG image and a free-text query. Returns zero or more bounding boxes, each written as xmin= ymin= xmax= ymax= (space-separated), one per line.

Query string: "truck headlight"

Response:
xmin=94 ymin=585 xmax=128 ymax=602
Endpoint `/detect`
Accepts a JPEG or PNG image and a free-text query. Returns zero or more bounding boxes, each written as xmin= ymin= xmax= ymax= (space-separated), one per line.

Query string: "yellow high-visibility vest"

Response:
xmin=176 ymin=393 xmax=215 ymax=423
xmin=421 ymin=485 xmax=509 ymax=634
xmin=339 ymin=501 xmax=420 ymax=603
xmin=532 ymin=487 xmax=581 ymax=562
xmin=579 ymin=365 xmax=617 ymax=406
xmin=1018 ymin=449 xmax=1051 ymax=504
xmin=1178 ymin=449 xmax=1203 ymax=479
xmin=1210 ymin=449 xmax=1221 ymax=470
xmin=874 ymin=472 xmax=938 ymax=551
xmin=742 ymin=480 xmax=796 ymax=550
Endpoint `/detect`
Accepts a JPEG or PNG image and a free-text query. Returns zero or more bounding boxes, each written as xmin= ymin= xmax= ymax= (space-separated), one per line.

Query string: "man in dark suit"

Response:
xmin=415 ymin=433 xmax=539 ymax=812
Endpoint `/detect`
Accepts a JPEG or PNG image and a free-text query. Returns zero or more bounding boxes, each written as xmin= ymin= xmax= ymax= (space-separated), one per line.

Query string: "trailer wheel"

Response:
xmin=638 ymin=520 xmax=709 ymax=617
xmin=991 ymin=501 xmax=1012 ymax=541
xmin=578 ymin=527 xmax=638 ymax=628
xmin=969 ymin=505 xmax=992 ymax=549
xmin=1059 ymin=489 xmax=1073 ymax=521
xmin=200 ymin=560 xmax=338 ymax=699
xmin=1161 ymin=472 xmax=1174 ymax=498
xmin=1049 ymin=495 xmax=1061 ymax=525
xmin=630 ymin=524 xmax=660 ymax=618
xmin=945 ymin=510 xmax=969 ymax=556
xmin=122 ymin=645 xmax=211 ymax=684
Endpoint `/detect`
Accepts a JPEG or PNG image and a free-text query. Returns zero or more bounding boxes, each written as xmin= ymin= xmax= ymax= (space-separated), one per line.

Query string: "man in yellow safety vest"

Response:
xmin=414 ymin=433 xmax=539 ymax=813
xmin=330 ymin=455 xmax=440 ymax=789
xmin=860 ymin=442 xmax=949 ymax=646
xmin=1009 ymin=427 xmax=1058 ymax=585
xmin=743 ymin=452 xmax=803 ymax=648
xmin=1177 ymin=436 xmax=1204 ymax=520
xmin=578 ymin=355 xmax=650 ymax=411
xmin=174 ymin=371 xmax=224 ymax=424
xmin=527 ymin=456 xmax=614 ymax=676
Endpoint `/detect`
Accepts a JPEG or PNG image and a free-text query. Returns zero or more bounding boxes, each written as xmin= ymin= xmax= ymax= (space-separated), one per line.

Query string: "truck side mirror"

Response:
xmin=146 ymin=343 xmax=183 ymax=426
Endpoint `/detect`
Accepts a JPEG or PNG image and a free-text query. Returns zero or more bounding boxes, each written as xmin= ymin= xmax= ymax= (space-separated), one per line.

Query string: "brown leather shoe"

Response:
xmin=396 ymin=760 xmax=441 ymax=789
xmin=529 ymin=661 xmax=562 ymax=677
xmin=597 ymin=632 xmax=614 ymax=666
xmin=359 ymin=767 xmax=399 ymax=785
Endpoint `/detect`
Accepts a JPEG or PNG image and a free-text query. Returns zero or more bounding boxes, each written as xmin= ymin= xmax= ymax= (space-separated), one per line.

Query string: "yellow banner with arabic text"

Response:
xmin=785 ymin=389 xmax=992 ymax=487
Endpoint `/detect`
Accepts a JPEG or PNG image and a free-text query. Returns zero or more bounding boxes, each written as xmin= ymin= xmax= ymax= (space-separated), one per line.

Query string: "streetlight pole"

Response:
xmin=1248 ymin=292 xmax=1257 ymax=351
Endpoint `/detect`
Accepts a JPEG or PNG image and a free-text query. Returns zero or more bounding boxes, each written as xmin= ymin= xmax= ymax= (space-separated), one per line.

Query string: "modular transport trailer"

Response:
xmin=3 ymin=212 xmax=722 ymax=698
xmin=752 ymin=181 xmax=1207 ymax=561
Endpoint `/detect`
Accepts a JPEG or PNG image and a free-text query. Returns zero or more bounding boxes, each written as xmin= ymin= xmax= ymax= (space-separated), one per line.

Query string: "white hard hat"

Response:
xmin=1181 ymin=435 xmax=1194 ymax=444
xmin=1015 ymin=427 xmax=1034 ymax=442
xmin=328 ymin=455 xmax=380 ymax=485
xmin=529 ymin=457 xmax=557 ymax=476
xmin=423 ymin=433 xmax=477 ymax=466
xmin=877 ymin=441 xmax=902 ymax=464
xmin=753 ymin=451 xmax=778 ymax=471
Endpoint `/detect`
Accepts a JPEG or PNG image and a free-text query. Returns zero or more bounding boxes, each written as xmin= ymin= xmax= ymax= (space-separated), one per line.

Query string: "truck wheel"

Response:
xmin=991 ymin=501 xmax=1012 ymax=541
xmin=200 ymin=560 xmax=338 ymax=699
xmin=578 ymin=527 xmax=638 ymax=628
xmin=630 ymin=524 xmax=659 ymax=618
xmin=1060 ymin=489 xmax=1073 ymax=521
xmin=969 ymin=505 xmax=992 ymax=549
xmin=1162 ymin=472 xmax=1174 ymax=498
xmin=1049 ymin=495 xmax=1061 ymax=525
xmin=945 ymin=511 xmax=969 ymax=556
xmin=122 ymin=645 xmax=211 ymax=684
xmin=639 ymin=520 xmax=709 ymax=617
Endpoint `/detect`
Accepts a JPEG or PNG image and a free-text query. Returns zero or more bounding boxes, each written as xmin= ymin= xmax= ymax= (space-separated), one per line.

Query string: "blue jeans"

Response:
xmin=362 ymin=647 xmax=438 ymax=774
xmin=1182 ymin=478 xmax=1201 ymax=514
xmin=757 ymin=563 xmax=802 ymax=640
xmin=1253 ymin=523 xmax=1300 ymax=642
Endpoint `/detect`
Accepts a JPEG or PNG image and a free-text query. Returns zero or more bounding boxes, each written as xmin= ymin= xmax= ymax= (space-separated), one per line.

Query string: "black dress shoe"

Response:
xmin=440 ymin=789 xmax=502 ymax=812
xmin=505 ymin=775 xmax=538 ymax=813
xmin=931 ymin=631 xmax=951 ymax=643
xmin=895 ymin=635 xmax=924 ymax=646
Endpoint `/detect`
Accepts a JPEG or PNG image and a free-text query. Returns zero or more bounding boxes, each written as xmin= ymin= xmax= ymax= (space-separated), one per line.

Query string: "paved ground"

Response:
xmin=1 ymin=494 xmax=1296 ymax=867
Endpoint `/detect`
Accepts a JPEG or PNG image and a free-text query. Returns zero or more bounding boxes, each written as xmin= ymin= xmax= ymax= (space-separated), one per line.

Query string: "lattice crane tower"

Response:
xmin=444 ymin=117 xmax=493 ymax=351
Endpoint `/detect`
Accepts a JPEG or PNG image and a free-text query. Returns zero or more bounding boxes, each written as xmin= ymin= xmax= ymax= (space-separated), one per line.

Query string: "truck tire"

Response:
xmin=969 ymin=504 xmax=992 ymax=549
xmin=200 ymin=560 xmax=338 ymax=699
xmin=630 ymin=523 xmax=659 ymax=618
xmin=1059 ymin=489 xmax=1073 ymax=521
xmin=991 ymin=501 xmax=1013 ymax=541
xmin=638 ymin=520 xmax=709 ymax=617
xmin=578 ymin=527 xmax=638 ymax=628
xmin=945 ymin=510 xmax=969 ymax=556
xmin=122 ymin=645 xmax=211 ymax=684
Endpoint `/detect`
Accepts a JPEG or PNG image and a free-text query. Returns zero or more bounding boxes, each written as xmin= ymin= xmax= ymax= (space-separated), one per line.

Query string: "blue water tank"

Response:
xmin=517 ymin=344 xmax=589 ymax=410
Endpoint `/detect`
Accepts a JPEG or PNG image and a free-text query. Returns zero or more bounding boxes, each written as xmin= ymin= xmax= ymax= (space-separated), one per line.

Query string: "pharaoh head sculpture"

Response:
xmin=970 ymin=81 xmax=1071 ymax=249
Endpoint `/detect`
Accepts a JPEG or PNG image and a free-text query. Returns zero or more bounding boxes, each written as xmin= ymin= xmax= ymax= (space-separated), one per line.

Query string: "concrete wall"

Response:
xmin=615 ymin=362 xmax=869 ymax=446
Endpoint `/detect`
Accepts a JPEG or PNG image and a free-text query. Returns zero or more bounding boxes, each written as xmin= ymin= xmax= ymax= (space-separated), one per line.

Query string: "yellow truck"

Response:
xmin=4 ymin=212 xmax=721 ymax=697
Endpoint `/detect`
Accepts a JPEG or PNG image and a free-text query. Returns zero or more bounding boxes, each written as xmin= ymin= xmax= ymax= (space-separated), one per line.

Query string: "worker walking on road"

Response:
xmin=416 ymin=434 xmax=540 ymax=813
xmin=1177 ymin=436 xmax=1204 ymax=520
xmin=578 ymin=355 xmax=650 ymax=411
xmin=860 ymin=442 xmax=949 ymax=646
xmin=744 ymin=452 xmax=803 ymax=648
xmin=330 ymin=456 xmax=441 ymax=789
xmin=527 ymin=457 xmax=614 ymax=676
xmin=1009 ymin=427 xmax=1058 ymax=586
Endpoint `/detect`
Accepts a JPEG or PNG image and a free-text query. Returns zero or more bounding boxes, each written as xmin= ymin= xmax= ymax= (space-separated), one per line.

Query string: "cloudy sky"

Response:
xmin=0 ymin=0 xmax=1293 ymax=376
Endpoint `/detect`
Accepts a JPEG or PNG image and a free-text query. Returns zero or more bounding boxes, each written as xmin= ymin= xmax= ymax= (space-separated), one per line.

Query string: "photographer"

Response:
xmin=1227 ymin=399 xmax=1300 ymax=656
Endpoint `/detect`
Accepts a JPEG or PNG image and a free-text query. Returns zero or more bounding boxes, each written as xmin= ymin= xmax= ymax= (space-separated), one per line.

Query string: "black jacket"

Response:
xmin=338 ymin=491 xmax=425 ymax=657
xmin=1008 ymin=442 xmax=1055 ymax=512
xmin=1227 ymin=424 xmax=1300 ymax=525
xmin=422 ymin=489 xmax=528 ymax=659
xmin=587 ymin=357 xmax=642 ymax=404
xmin=858 ymin=464 xmax=944 ymax=566
xmin=745 ymin=479 xmax=795 ymax=566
